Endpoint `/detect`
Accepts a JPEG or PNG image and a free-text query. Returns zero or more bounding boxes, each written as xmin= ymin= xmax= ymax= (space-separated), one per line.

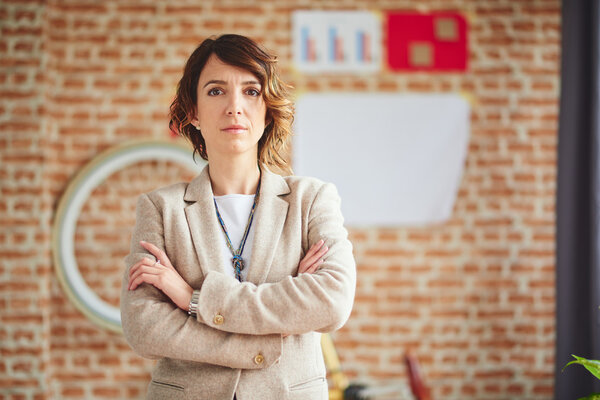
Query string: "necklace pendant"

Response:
xmin=213 ymin=178 xmax=259 ymax=283
xmin=232 ymin=255 xmax=245 ymax=272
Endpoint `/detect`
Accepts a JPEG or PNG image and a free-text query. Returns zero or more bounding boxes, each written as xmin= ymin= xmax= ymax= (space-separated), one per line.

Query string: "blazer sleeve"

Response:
xmin=120 ymin=193 xmax=283 ymax=369
xmin=193 ymin=182 xmax=356 ymax=335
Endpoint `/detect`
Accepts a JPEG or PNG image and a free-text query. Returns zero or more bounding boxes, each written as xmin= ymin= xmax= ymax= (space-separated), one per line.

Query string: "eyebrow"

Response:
xmin=202 ymin=79 xmax=261 ymax=88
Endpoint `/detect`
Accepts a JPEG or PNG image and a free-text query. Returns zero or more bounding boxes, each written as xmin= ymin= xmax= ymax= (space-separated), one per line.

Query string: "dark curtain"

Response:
xmin=555 ymin=0 xmax=600 ymax=398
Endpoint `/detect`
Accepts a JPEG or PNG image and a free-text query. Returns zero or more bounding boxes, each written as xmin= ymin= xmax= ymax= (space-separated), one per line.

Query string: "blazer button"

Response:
xmin=254 ymin=354 xmax=264 ymax=365
xmin=213 ymin=314 xmax=224 ymax=325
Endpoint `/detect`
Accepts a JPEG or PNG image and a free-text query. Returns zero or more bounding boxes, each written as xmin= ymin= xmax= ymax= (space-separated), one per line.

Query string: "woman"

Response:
xmin=120 ymin=34 xmax=356 ymax=400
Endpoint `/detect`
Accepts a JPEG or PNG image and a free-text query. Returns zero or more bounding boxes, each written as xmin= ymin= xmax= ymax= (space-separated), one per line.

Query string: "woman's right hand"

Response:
xmin=297 ymin=239 xmax=329 ymax=274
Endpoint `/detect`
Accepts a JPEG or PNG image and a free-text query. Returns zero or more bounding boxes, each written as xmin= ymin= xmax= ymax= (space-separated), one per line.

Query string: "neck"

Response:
xmin=208 ymin=156 xmax=261 ymax=196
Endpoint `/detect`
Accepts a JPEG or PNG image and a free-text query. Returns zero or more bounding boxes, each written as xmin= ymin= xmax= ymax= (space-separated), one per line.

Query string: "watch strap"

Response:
xmin=187 ymin=290 xmax=200 ymax=317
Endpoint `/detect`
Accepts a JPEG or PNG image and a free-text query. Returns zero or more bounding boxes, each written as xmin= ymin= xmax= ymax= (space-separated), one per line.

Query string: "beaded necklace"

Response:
xmin=213 ymin=179 xmax=260 ymax=282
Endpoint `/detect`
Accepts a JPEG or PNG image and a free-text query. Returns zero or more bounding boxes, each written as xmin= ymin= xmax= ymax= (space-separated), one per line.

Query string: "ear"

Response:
xmin=191 ymin=117 xmax=200 ymax=130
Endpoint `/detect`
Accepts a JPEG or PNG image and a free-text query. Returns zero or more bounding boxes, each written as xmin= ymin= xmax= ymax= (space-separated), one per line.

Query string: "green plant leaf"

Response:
xmin=563 ymin=355 xmax=600 ymax=380
xmin=578 ymin=393 xmax=600 ymax=400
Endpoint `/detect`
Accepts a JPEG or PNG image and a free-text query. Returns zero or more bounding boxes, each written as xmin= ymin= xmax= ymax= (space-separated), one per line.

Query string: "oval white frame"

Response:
xmin=52 ymin=139 xmax=206 ymax=332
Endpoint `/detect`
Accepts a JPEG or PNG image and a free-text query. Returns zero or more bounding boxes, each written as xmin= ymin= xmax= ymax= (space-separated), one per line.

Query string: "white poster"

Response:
xmin=292 ymin=10 xmax=381 ymax=73
xmin=293 ymin=93 xmax=470 ymax=226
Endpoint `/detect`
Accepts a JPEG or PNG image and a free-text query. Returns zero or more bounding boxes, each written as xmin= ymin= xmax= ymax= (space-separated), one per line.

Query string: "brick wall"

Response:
xmin=1 ymin=0 xmax=560 ymax=399
xmin=1 ymin=0 xmax=53 ymax=399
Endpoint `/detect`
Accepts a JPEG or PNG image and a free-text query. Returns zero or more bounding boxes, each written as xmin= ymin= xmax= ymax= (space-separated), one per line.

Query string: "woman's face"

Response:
xmin=192 ymin=54 xmax=268 ymax=161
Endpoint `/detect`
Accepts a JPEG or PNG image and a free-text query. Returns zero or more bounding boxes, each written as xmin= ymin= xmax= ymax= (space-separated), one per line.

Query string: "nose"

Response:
xmin=226 ymin=93 xmax=242 ymax=116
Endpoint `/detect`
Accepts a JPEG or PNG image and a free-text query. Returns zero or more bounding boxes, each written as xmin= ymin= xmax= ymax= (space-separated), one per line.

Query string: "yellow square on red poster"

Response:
xmin=386 ymin=12 xmax=468 ymax=72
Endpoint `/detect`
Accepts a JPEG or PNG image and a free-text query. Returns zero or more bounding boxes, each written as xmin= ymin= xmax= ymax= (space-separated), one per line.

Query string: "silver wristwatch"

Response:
xmin=188 ymin=290 xmax=200 ymax=317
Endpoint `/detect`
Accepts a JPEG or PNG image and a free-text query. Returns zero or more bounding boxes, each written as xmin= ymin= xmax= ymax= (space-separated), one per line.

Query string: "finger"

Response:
xmin=128 ymin=259 xmax=163 ymax=286
xmin=128 ymin=265 xmax=162 ymax=289
xmin=310 ymin=239 xmax=325 ymax=250
xmin=140 ymin=240 xmax=163 ymax=259
xmin=306 ymin=240 xmax=325 ymax=257
xmin=129 ymin=272 xmax=159 ymax=291
xmin=298 ymin=241 xmax=327 ymax=273
xmin=306 ymin=258 xmax=324 ymax=274
xmin=300 ymin=240 xmax=324 ymax=264
xmin=301 ymin=245 xmax=328 ymax=270
xmin=299 ymin=258 xmax=322 ymax=275
xmin=315 ymin=244 xmax=329 ymax=258
xmin=140 ymin=241 xmax=173 ymax=269
xmin=300 ymin=241 xmax=323 ymax=267
xmin=298 ymin=256 xmax=317 ymax=274
xmin=298 ymin=263 xmax=309 ymax=274
xmin=129 ymin=258 xmax=156 ymax=278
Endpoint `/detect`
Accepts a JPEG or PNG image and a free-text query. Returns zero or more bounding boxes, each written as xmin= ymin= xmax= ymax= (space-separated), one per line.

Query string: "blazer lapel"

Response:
xmin=246 ymin=166 xmax=290 ymax=285
xmin=183 ymin=164 xmax=290 ymax=284
xmin=183 ymin=166 xmax=224 ymax=278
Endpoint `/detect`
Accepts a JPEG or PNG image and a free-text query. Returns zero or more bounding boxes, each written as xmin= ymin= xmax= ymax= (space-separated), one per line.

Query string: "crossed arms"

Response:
xmin=120 ymin=183 xmax=356 ymax=369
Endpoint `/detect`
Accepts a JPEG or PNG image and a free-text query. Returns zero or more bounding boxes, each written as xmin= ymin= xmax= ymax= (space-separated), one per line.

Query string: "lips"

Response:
xmin=222 ymin=124 xmax=247 ymax=133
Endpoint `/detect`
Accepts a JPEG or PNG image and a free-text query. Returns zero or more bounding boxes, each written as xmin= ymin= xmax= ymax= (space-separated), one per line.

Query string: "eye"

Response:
xmin=246 ymin=88 xmax=261 ymax=97
xmin=207 ymin=88 xmax=223 ymax=96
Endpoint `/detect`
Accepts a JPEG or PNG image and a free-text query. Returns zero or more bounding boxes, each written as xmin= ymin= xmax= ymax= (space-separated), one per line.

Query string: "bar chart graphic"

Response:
xmin=293 ymin=11 xmax=380 ymax=73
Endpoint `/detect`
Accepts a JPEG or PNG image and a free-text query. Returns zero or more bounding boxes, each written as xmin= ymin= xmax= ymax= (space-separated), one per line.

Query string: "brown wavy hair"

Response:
xmin=169 ymin=34 xmax=294 ymax=175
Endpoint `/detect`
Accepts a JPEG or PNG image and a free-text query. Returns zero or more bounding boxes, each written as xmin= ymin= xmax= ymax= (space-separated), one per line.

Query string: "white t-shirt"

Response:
xmin=213 ymin=194 xmax=257 ymax=281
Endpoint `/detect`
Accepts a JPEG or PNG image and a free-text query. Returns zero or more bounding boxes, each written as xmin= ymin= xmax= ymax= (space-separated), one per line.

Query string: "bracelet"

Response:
xmin=188 ymin=290 xmax=200 ymax=317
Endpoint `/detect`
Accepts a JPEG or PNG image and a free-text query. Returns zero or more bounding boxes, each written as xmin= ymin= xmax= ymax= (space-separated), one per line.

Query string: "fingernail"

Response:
xmin=140 ymin=240 xmax=146 ymax=244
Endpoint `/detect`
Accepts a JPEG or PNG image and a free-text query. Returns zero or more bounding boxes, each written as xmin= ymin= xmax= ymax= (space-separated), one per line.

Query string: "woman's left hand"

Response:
xmin=128 ymin=240 xmax=193 ymax=311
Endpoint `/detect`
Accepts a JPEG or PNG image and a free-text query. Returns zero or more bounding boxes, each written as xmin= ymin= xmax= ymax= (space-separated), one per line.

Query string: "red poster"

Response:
xmin=386 ymin=12 xmax=468 ymax=72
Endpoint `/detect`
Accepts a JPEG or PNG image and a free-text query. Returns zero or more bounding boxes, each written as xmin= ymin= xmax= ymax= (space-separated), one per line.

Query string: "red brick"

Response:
xmin=61 ymin=387 xmax=84 ymax=397
xmin=211 ymin=6 xmax=263 ymax=14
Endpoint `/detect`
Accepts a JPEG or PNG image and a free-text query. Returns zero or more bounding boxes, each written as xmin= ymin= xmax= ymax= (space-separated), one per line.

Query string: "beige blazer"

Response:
xmin=120 ymin=164 xmax=356 ymax=400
